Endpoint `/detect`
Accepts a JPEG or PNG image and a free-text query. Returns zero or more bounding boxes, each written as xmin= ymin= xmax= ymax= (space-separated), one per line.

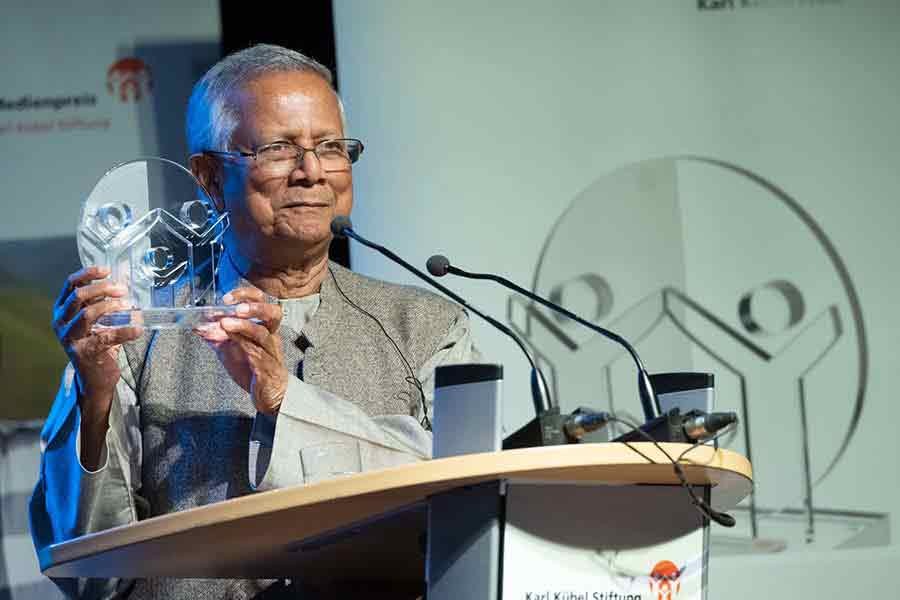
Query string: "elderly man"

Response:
xmin=30 ymin=44 xmax=477 ymax=599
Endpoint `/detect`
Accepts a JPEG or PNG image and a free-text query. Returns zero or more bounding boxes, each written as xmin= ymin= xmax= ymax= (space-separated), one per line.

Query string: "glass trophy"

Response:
xmin=77 ymin=157 xmax=238 ymax=329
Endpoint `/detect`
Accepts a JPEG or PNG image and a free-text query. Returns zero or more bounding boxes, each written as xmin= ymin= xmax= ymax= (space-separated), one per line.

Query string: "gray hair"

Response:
xmin=185 ymin=43 xmax=344 ymax=155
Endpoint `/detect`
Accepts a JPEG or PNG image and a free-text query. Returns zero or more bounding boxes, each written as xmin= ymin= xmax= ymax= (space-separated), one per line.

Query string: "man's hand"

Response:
xmin=52 ymin=266 xmax=143 ymax=469
xmin=194 ymin=288 xmax=287 ymax=415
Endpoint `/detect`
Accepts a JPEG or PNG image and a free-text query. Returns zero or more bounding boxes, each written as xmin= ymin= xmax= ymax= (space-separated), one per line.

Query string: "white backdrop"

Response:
xmin=333 ymin=0 xmax=900 ymax=597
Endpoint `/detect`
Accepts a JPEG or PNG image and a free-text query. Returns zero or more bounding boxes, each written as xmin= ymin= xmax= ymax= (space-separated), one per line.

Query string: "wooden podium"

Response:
xmin=41 ymin=443 xmax=752 ymax=598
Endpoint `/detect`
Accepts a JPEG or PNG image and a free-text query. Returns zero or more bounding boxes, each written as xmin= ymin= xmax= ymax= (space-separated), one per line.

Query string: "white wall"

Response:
xmin=333 ymin=1 xmax=900 ymax=597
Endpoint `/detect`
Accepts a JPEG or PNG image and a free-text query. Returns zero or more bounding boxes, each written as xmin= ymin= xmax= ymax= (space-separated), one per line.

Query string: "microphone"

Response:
xmin=426 ymin=254 xmax=451 ymax=277
xmin=330 ymin=215 xmax=353 ymax=238
xmin=562 ymin=408 xmax=612 ymax=442
xmin=427 ymin=254 xmax=660 ymax=420
xmin=562 ymin=406 xmax=736 ymax=443
xmin=331 ymin=217 xmax=552 ymax=416
xmin=681 ymin=410 xmax=738 ymax=442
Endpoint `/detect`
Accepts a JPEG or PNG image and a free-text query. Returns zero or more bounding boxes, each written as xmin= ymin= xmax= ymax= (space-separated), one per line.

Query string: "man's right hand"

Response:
xmin=52 ymin=266 xmax=143 ymax=469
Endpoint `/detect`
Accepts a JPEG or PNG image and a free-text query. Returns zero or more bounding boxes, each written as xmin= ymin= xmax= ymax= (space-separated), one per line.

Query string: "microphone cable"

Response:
xmin=327 ymin=266 xmax=432 ymax=430
xmin=334 ymin=270 xmax=736 ymax=525
xmin=604 ymin=412 xmax=737 ymax=528
xmin=426 ymin=254 xmax=657 ymax=419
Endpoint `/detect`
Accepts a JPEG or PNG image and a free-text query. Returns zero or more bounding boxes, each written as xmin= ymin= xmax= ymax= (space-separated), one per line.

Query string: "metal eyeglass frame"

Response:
xmin=203 ymin=138 xmax=365 ymax=173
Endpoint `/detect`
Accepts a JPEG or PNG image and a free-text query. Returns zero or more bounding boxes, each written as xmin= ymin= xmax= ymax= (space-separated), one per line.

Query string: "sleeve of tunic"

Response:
xmin=29 ymin=352 xmax=144 ymax=599
xmin=249 ymin=309 xmax=480 ymax=490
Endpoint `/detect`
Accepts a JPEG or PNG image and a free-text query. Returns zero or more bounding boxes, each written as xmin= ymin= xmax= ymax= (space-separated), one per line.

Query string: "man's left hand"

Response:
xmin=195 ymin=288 xmax=287 ymax=415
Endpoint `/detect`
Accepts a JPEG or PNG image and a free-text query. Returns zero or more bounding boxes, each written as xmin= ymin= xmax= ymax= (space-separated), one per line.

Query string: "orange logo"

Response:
xmin=649 ymin=560 xmax=682 ymax=600
xmin=106 ymin=58 xmax=152 ymax=102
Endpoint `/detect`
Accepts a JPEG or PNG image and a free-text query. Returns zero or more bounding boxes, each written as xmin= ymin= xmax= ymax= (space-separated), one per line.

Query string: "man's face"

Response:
xmin=218 ymin=70 xmax=352 ymax=267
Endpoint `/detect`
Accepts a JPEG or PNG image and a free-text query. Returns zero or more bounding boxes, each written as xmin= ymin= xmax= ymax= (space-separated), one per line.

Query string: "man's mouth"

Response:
xmin=281 ymin=200 xmax=329 ymax=209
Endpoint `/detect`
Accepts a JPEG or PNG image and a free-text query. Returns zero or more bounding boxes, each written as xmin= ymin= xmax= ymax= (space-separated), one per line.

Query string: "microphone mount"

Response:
xmin=427 ymin=254 xmax=660 ymax=420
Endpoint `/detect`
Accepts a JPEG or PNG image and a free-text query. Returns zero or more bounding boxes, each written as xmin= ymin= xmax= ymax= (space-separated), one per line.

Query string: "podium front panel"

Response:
xmin=501 ymin=483 xmax=709 ymax=600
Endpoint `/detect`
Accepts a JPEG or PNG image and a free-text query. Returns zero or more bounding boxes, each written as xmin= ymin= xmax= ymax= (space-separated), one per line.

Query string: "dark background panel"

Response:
xmin=220 ymin=0 xmax=350 ymax=268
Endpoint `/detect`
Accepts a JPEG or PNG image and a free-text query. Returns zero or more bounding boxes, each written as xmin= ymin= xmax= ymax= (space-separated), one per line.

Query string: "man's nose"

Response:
xmin=289 ymin=150 xmax=324 ymax=185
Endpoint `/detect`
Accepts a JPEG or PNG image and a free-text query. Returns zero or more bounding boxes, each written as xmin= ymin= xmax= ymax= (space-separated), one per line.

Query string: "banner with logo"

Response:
xmin=0 ymin=1 xmax=220 ymax=419
xmin=502 ymin=485 xmax=707 ymax=600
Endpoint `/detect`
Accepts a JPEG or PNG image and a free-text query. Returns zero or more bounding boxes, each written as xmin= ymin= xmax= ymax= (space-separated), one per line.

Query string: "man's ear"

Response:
xmin=190 ymin=154 xmax=225 ymax=213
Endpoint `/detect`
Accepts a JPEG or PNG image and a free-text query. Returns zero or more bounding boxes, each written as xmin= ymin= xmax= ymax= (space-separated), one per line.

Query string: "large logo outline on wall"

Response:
xmin=676 ymin=156 xmax=865 ymax=486
xmin=509 ymin=155 xmax=869 ymax=546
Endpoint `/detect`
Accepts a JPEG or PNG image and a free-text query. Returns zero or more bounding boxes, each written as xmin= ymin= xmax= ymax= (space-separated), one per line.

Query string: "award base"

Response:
xmin=95 ymin=305 xmax=242 ymax=330
xmin=711 ymin=506 xmax=890 ymax=555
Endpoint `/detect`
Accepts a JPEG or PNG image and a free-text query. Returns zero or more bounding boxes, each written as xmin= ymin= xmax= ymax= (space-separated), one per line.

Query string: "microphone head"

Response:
xmin=330 ymin=215 xmax=353 ymax=238
xmin=426 ymin=254 xmax=451 ymax=277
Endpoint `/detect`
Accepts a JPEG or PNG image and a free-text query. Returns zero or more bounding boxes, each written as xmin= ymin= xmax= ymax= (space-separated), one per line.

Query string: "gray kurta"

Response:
xmin=30 ymin=262 xmax=479 ymax=599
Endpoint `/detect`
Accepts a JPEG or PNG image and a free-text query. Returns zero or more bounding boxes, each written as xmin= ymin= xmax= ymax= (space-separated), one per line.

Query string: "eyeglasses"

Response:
xmin=204 ymin=138 xmax=364 ymax=177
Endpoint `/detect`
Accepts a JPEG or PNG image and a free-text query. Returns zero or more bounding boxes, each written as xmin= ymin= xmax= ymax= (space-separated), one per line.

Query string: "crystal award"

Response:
xmin=77 ymin=157 xmax=238 ymax=329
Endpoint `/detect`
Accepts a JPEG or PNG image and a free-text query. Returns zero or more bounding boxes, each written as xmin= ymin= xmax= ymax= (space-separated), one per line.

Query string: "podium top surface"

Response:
xmin=42 ymin=442 xmax=752 ymax=580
